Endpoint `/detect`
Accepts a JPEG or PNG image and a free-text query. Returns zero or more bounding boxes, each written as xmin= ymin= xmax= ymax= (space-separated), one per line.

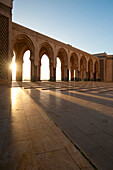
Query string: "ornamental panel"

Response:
xmin=0 ymin=14 xmax=9 ymax=80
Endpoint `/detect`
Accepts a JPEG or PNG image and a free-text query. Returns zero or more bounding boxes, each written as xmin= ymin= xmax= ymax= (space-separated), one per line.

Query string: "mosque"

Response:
xmin=0 ymin=0 xmax=113 ymax=82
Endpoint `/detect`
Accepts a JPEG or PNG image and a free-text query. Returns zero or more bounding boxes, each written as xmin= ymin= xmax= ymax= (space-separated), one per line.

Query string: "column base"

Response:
xmin=37 ymin=77 xmax=40 ymax=81
xmin=71 ymin=78 xmax=74 ymax=81
xmin=75 ymin=78 xmax=79 ymax=81
xmin=84 ymin=78 xmax=88 ymax=81
xmin=64 ymin=77 xmax=69 ymax=81
xmin=50 ymin=77 xmax=55 ymax=81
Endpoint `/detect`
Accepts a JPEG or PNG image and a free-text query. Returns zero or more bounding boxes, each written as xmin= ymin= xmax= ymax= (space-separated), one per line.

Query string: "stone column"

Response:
xmin=81 ymin=68 xmax=84 ymax=80
xmin=31 ymin=59 xmax=35 ymax=82
xmin=93 ymin=73 xmax=95 ymax=81
xmin=78 ymin=71 xmax=80 ymax=81
xmin=67 ymin=69 xmax=69 ymax=81
xmin=64 ymin=66 xmax=68 ymax=81
xmin=84 ymin=70 xmax=86 ymax=81
xmin=16 ymin=59 xmax=23 ymax=81
xmin=34 ymin=64 xmax=37 ymax=81
xmin=50 ymin=63 xmax=54 ymax=81
xmin=96 ymin=72 xmax=99 ymax=81
xmin=61 ymin=65 xmax=64 ymax=81
xmin=71 ymin=68 xmax=74 ymax=81
xmin=90 ymin=71 xmax=93 ymax=81
xmin=37 ymin=64 xmax=40 ymax=81
xmin=53 ymin=67 xmax=56 ymax=81
xmin=75 ymin=69 xmax=78 ymax=81
xmin=100 ymin=59 xmax=105 ymax=81
xmin=86 ymin=72 xmax=88 ymax=81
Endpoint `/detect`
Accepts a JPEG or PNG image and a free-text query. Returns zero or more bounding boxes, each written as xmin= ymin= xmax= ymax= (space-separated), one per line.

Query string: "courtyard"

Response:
xmin=0 ymin=81 xmax=113 ymax=169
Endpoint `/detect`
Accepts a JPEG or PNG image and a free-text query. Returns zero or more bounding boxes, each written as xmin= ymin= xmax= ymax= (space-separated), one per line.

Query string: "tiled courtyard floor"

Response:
xmin=0 ymin=81 xmax=113 ymax=170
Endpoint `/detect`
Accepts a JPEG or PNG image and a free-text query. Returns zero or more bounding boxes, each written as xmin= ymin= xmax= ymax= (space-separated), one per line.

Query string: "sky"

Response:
xmin=12 ymin=0 xmax=113 ymax=55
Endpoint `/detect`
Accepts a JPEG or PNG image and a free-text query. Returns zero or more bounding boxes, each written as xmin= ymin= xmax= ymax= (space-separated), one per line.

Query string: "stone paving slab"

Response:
xmin=35 ymin=149 xmax=80 ymax=170
xmin=0 ymin=83 xmax=94 ymax=170
xmin=0 ymin=140 xmax=36 ymax=170
xmin=0 ymin=119 xmax=8 ymax=156
xmin=28 ymin=81 xmax=113 ymax=170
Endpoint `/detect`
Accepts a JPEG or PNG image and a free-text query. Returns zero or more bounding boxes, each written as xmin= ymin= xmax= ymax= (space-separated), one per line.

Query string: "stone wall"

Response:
xmin=0 ymin=14 xmax=9 ymax=80
xmin=105 ymin=56 xmax=113 ymax=82
xmin=0 ymin=0 xmax=13 ymax=81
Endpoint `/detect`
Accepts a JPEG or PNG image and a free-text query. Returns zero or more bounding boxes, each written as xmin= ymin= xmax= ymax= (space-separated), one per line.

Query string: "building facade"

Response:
xmin=0 ymin=0 xmax=113 ymax=82
xmin=94 ymin=53 xmax=113 ymax=82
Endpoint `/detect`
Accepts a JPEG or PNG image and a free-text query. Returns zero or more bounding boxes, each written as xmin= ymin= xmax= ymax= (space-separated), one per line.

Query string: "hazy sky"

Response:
xmin=12 ymin=0 xmax=113 ymax=54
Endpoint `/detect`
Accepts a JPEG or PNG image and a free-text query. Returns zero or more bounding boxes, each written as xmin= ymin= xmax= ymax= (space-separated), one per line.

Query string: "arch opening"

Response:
xmin=57 ymin=48 xmax=68 ymax=81
xmin=70 ymin=53 xmax=78 ymax=81
xmin=23 ymin=50 xmax=31 ymax=81
xmin=13 ymin=34 xmax=35 ymax=81
xmin=41 ymin=54 xmax=50 ymax=81
xmin=38 ymin=42 xmax=54 ymax=81
xmin=56 ymin=57 xmax=61 ymax=81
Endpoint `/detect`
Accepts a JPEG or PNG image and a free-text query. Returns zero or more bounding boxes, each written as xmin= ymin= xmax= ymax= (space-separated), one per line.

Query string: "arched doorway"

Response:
xmin=38 ymin=42 xmax=54 ymax=81
xmin=70 ymin=53 xmax=78 ymax=81
xmin=13 ymin=34 xmax=35 ymax=81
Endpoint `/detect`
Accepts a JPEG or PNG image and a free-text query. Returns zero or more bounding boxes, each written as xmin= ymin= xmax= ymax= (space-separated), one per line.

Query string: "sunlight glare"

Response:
xmin=11 ymin=88 xmax=19 ymax=105
xmin=11 ymin=54 xmax=16 ymax=81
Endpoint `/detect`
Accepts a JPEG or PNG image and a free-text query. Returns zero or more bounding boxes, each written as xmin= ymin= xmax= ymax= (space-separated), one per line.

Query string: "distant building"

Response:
xmin=94 ymin=53 xmax=113 ymax=82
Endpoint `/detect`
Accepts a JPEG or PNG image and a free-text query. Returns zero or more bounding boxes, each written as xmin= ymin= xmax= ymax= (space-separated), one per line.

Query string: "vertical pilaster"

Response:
xmin=75 ymin=69 xmax=78 ymax=81
xmin=71 ymin=68 xmax=74 ymax=81
xmin=93 ymin=73 xmax=95 ymax=81
xmin=31 ymin=59 xmax=35 ymax=82
xmin=34 ymin=64 xmax=37 ymax=81
xmin=90 ymin=71 xmax=93 ymax=81
xmin=100 ymin=59 xmax=105 ymax=81
xmin=50 ymin=64 xmax=54 ymax=81
xmin=84 ymin=70 xmax=86 ymax=81
xmin=61 ymin=65 xmax=64 ymax=81
xmin=53 ymin=67 xmax=56 ymax=81
xmin=86 ymin=72 xmax=88 ymax=81
xmin=37 ymin=64 xmax=40 ymax=81
xmin=78 ymin=71 xmax=80 ymax=81
xmin=64 ymin=66 xmax=68 ymax=81
xmin=67 ymin=69 xmax=69 ymax=81
xmin=16 ymin=60 xmax=22 ymax=81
